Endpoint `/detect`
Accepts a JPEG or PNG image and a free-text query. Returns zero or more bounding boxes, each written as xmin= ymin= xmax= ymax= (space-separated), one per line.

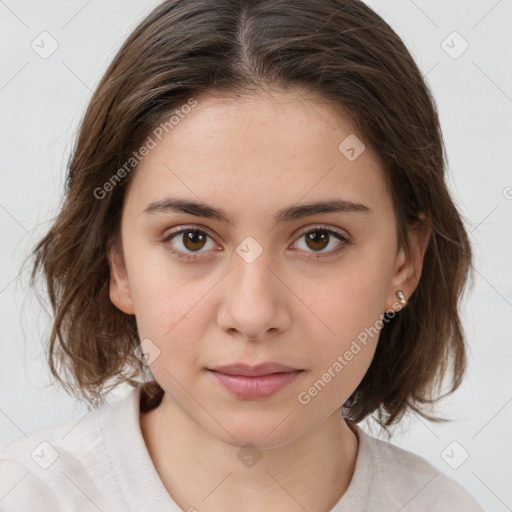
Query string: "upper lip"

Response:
xmin=209 ymin=363 xmax=301 ymax=377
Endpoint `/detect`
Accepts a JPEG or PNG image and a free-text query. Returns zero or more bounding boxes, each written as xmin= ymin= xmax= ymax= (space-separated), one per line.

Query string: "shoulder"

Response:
xmin=0 ymin=388 xmax=139 ymax=511
xmin=355 ymin=426 xmax=484 ymax=511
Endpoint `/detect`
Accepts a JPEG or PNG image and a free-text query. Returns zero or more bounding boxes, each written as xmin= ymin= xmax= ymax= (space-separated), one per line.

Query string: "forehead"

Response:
xmin=125 ymin=89 xmax=390 ymax=220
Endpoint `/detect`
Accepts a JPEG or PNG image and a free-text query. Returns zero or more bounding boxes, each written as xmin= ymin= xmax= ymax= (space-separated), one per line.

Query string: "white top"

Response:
xmin=0 ymin=386 xmax=483 ymax=511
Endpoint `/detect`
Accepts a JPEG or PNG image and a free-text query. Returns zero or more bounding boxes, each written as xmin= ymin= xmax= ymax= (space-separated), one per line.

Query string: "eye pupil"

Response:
xmin=306 ymin=231 xmax=329 ymax=251
xmin=183 ymin=230 xmax=207 ymax=251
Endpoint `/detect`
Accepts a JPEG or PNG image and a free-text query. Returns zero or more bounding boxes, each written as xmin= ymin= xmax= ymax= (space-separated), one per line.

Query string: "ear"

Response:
xmin=385 ymin=212 xmax=431 ymax=313
xmin=107 ymin=238 xmax=135 ymax=315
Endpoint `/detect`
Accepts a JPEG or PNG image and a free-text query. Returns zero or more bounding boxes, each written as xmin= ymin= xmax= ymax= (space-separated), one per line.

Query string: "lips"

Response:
xmin=207 ymin=362 xmax=304 ymax=399
xmin=209 ymin=362 xmax=300 ymax=377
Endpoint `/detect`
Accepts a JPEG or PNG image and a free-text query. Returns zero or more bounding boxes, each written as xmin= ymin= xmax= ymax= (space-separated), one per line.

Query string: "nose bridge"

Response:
xmin=217 ymin=235 xmax=289 ymax=338
xmin=231 ymin=234 xmax=277 ymax=303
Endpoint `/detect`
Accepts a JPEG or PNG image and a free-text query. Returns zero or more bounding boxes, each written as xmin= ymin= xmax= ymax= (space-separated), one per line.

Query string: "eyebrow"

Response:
xmin=142 ymin=197 xmax=371 ymax=226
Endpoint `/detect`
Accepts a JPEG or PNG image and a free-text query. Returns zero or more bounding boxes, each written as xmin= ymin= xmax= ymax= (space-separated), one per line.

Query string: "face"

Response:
xmin=109 ymin=88 xmax=427 ymax=448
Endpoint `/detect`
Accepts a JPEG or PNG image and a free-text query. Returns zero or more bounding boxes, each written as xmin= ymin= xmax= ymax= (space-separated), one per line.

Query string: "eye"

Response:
xmin=162 ymin=225 xmax=351 ymax=262
xmin=163 ymin=227 xmax=219 ymax=261
xmin=291 ymin=226 xmax=350 ymax=258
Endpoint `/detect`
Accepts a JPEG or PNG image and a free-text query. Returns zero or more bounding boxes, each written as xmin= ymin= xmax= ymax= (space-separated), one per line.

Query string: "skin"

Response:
xmin=108 ymin=87 xmax=431 ymax=512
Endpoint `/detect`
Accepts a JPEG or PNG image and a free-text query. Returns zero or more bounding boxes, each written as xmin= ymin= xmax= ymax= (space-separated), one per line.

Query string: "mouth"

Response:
xmin=208 ymin=362 xmax=303 ymax=377
xmin=207 ymin=362 xmax=304 ymax=399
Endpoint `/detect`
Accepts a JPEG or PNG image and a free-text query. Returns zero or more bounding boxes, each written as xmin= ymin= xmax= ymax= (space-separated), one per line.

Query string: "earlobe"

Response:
xmin=107 ymin=243 xmax=135 ymax=315
xmin=386 ymin=214 xmax=431 ymax=313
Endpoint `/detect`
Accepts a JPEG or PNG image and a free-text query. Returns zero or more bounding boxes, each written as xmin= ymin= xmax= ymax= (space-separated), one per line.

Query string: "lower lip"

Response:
xmin=208 ymin=370 xmax=303 ymax=399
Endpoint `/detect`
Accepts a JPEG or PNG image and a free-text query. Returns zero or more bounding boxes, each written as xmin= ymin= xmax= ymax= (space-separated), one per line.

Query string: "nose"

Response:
xmin=216 ymin=245 xmax=292 ymax=341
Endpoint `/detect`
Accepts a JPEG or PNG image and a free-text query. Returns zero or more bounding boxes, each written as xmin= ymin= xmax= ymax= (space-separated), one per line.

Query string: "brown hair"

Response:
xmin=28 ymin=0 xmax=473 ymax=428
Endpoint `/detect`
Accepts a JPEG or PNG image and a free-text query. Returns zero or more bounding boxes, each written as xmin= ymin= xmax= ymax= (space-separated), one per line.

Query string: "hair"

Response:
xmin=28 ymin=0 xmax=473 ymax=429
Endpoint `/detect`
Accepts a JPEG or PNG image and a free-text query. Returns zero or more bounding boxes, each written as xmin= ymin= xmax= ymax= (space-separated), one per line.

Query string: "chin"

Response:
xmin=206 ymin=408 xmax=308 ymax=450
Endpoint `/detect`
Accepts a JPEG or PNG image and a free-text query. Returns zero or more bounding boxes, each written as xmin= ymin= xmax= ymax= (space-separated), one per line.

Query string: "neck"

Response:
xmin=140 ymin=392 xmax=359 ymax=512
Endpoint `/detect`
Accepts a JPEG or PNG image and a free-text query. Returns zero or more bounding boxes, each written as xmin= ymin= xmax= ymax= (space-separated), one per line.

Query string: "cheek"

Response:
xmin=124 ymin=250 xmax=229 ymax=381
xmin=124 ymin=243 xmax=213 ymax=335
xmin=292 ymin=253 xmax=390 ymax=395
xmin=299 ymin=252 xmax=390 ymax=341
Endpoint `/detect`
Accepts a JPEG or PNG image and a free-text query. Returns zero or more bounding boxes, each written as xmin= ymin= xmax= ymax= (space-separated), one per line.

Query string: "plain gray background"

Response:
xmin=1 ymin=1 xmax=511 ymax=510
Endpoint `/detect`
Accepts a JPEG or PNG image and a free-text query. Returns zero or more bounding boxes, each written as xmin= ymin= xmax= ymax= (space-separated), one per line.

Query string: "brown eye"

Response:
xmin=163 ymin=228 xmax=217 ymax=259
xmin=293 ymin=227 xmax=350 ymax=258
xmin=182 ymin=229 xmax=208 ymax=251
xmin=304 ymin=230 xmax=330 ymax=251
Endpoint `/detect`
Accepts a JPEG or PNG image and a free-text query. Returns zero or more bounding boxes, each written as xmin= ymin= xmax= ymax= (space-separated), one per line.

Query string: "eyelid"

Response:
xmin=294 ymin=223 xmax=350 ymax=240
xmin=164 ymin=224 xmax=218 ymax=240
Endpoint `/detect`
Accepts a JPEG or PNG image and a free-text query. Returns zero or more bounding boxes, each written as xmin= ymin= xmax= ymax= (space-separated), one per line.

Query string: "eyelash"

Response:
xmin=162 ymin=225 xmax=351 ymax=262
